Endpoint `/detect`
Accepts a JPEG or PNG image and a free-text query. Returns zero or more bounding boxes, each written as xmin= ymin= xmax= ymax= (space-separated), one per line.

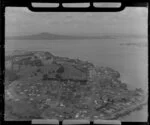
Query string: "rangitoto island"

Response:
xmin=5 ymin=32 xmax=117 ymax=40
xmin=5 ymin=50 xmax=147 ymax=121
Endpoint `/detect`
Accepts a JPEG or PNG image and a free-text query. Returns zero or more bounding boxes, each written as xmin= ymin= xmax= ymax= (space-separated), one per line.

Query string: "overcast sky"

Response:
xmin=5 ymin=7 xmax=148 ymax=36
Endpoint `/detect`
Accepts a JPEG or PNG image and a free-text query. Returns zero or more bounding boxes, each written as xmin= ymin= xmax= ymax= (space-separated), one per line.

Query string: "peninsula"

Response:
xmin=5 ymin=50 xmax=147 ymax=120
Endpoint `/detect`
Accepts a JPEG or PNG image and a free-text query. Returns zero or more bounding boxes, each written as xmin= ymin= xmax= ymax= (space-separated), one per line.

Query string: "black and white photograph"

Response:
xmin=4 ymin=3 xmax=148 ymax=122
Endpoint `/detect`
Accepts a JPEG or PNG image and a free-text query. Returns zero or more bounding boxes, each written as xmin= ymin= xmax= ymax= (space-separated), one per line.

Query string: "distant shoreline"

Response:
xmin=5 ymin=32 xmax=146 ymax=40
xmin=120 ymin=42 xmax=147 ymax=48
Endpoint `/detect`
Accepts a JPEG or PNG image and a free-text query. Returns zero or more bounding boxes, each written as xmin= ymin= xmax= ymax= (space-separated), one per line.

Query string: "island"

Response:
xmin=5 ymin=50 xmax=147 ymax=121
xmin=6 ymin=32 xmax=115 ymax=40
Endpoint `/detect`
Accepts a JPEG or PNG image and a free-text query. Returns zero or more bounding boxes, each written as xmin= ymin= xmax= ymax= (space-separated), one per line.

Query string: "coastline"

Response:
xmin=108 ymin=99 xmax=147 ymax=120
xmin=5 ymin=50 xmax=148 ymax=121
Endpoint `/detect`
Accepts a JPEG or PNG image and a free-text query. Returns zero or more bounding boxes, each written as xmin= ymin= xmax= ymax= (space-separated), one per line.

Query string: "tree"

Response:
xmin=43 ymin=74 xmax=49 ymax=80
xmin=37 ymin=68 xmax=41 ymax=72
xmin=5 ymin=69 xmax=19 ymax=82
xmin=55 ymin=74 xmax=61 ymax=79
xmin=57 ymin=66 xmax=64 ymax=74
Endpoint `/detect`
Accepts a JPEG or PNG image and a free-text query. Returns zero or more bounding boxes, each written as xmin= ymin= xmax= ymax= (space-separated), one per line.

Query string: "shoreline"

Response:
xmin=108 ymin=100 xmax=147 ymax=120
xmin=5 ymin=50 xmax=148 ymax=121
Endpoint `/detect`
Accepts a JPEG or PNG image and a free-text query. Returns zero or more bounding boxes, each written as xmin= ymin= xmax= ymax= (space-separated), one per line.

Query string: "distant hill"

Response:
xmin=6 ymin=32 xmax=147 ymax=40
xmin=6 ymin=32 xmax=116 ymax=40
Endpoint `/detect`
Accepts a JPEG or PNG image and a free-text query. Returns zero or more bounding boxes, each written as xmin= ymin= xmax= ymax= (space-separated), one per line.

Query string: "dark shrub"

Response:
xmin=31 ymin=60 xmax=43 ymax=66
xmin=55 ymin=74 xmax=61 ymax=79
xmin=5 ymin=69 xmax=19 ymax=81
xmin=43 ymin=74 xmax=49 ymax=80
xmin=57 ymin=66 xmax=64 ymax=74
xmin=37 ymin=69 xmax=41 ymax=72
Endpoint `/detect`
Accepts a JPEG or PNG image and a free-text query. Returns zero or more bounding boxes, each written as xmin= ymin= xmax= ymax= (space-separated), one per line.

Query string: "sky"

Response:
xmin=5 ymin=6 xmax=148 ymax=36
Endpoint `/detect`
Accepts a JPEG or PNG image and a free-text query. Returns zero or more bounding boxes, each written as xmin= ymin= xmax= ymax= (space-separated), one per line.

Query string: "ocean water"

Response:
xmin=5 ymin=37 xmax=148 ymax=121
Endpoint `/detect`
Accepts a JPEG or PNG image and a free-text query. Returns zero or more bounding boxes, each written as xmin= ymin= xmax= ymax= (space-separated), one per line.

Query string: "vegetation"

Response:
xmin=4 ymin=50 xmax=146 ymax=120
xmin=43 ymin=74 xmax=49 ymax=80
xmin=57 ymin=66 xmax=64 ymax=73
xmin=5 ymin=69 xmax=19 ymax=82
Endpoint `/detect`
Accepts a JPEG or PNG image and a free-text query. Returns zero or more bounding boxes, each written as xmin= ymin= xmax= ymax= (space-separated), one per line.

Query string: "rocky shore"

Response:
xmin=108 ymin=97 xmax=147 ymax=120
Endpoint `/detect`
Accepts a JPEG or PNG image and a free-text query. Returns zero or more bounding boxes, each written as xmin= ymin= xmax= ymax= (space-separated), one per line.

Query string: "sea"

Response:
xmin=5 ymin=37 xmax=148 ymax=121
